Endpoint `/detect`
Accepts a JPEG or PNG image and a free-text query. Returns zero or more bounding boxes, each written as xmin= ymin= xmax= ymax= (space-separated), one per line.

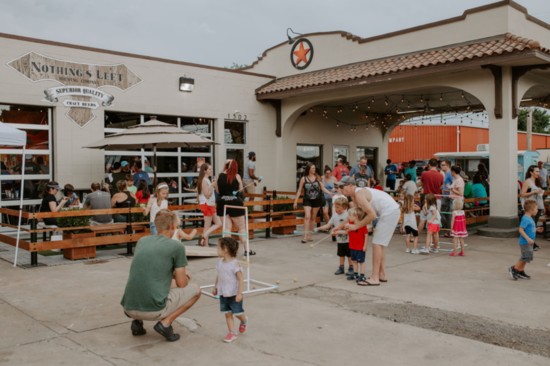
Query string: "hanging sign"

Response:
xmin=290 ymin=38 xmax=314 ymax=70
xmin=8 ymin=52 xmax=142 ymax=127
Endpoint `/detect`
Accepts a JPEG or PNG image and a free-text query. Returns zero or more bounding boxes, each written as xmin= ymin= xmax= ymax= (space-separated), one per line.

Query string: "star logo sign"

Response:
xmin=290 ymin=39 xmax=314 ymax=70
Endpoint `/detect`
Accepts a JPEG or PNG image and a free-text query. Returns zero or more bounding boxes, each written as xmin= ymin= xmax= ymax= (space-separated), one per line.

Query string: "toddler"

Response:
xmin=346 ymin=207 xmax=369 ymax=284
xmin=422 ymin=194 xmax=440 ymax=254
xmin=450 ymin=199 xmax=467 ymax=256
xmin=213 ymin=237 xmax=248 ymax=342
xmin=509 ymin=201 xmax=542 ymax=280
xmin=316 ymin=196 xmax=353 ymax=276
xmin=401 ymin=195 xmax=420 ymax=254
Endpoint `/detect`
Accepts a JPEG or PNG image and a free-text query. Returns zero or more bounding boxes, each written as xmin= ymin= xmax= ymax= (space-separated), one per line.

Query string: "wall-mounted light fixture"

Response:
xmin=286 ymin=28 xmax=303 ymax=44
xmin=179 ymin=77 xmax=195 ymax=92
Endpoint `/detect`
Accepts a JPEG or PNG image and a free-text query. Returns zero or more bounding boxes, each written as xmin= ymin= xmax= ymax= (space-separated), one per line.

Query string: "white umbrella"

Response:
xmin=84 ymin=117 xmax=217 ymax=184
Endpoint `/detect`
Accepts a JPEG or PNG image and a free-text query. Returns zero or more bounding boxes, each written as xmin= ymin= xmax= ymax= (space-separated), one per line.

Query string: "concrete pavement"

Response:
xmin=1 ymin=231 xmax=549 ymax=365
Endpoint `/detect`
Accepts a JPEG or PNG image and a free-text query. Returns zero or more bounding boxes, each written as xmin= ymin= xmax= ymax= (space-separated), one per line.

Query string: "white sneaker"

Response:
xmin=420 ymin=248 xmax=430 ymax=255
xmin=412 ymin=249 xmax=420 ymax=254
xmin=405 ymin=248 xmax=411 ymax=253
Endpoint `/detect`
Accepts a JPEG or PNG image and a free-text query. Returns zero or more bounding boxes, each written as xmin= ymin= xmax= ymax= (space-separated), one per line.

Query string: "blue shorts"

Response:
xmin=350 ymin=249 xmax=366 ymax=263
xmin=219 ymin=295 xmax=244 ymax=315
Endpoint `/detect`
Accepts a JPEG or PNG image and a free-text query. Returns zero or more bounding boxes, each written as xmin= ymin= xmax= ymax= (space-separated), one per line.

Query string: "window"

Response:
xmin=0 ymin=104 xmax=52 ymax=207
xmin=104 ymin=112 xmax=215 ymax=204
xmin=224 ymin=120 xmax=247 ymax=176
xmin=224 ymin=121 xmax=246 ymax=144
xmin=333 ymin=145 xmax=349 ymax=167
xmin=356 ymin=146 xmax=378 ymax=179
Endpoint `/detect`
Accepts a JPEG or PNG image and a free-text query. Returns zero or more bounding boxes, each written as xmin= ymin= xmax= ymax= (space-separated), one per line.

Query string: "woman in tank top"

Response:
xmin=112 ymin=180 xmax=137 ymax=223
xmin=294 ymin=163 xmax=333 ymax=243
xmin=520 ymin=165 xmax=544 ymax=248
xmin=197 ymin=163 xmax=221 ymax=246
xmin=216 ymin=160 xmax=253 ymax=255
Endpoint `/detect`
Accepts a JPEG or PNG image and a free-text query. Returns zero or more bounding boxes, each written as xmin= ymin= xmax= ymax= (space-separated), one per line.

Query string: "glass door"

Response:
xmin=296 ymin=144 xmax=322 ymax=189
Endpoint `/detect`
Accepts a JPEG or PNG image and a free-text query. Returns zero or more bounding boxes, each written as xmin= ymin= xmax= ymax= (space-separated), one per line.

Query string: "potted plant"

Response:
xmin=272 ymin=195 xmax=297 ymax=235
xmin=57 ymin=208 xmax=95 ymax=260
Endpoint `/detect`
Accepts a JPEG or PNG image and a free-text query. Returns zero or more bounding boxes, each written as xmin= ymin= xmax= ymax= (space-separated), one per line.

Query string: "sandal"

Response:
xmin=357 ymin=279 xmax=380 ymax=286
xmin=301 ymin=239 xmax=307 ymax=244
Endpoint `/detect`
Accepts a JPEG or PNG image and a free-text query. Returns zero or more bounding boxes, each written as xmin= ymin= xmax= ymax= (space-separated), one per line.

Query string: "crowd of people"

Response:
xmin=35 ymin=153 xmax=550 ymax=343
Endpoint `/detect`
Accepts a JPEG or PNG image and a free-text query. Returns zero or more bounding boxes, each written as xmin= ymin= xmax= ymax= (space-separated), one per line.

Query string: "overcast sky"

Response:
xmin=1 ymin=0 xmax=548 ymax=68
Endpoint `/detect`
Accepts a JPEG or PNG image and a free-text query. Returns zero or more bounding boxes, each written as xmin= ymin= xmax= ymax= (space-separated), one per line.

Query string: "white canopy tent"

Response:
xmin=0 ymin=122 xmax=27 ymax=267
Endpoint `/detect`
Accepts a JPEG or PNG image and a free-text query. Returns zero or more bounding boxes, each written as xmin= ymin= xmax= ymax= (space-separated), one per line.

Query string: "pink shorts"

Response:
xmin=200 ymin=204 xmax=217 ymax=217
xmin=427 ymin=223 xmax=440 ymax=233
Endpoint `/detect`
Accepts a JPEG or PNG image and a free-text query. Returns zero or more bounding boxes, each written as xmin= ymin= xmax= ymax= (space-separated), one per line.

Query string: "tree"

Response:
xmin=225 ymin=62 xmax=249 ymax=70
xmin=517 ymin=108 xmax=550 ymax=133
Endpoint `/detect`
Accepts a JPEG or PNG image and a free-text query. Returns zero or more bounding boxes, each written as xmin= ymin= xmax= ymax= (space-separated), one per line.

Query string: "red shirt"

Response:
xmin=348 ymin=220 xmax=368 ymax=250
xmin=333 ymin=164 xmax=350 ymax=181
xmin=421 ymin=169 xmax=444 ymax=195
xmin=135 ymin=190 xmax=149 ymax=205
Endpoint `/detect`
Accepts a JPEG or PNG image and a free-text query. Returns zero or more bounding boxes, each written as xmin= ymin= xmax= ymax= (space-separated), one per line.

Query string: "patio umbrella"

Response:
xmin=84 ymin=117 xmax=217 ymax=185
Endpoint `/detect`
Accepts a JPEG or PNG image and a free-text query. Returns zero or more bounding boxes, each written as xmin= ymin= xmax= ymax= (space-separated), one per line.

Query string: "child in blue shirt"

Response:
xmin=509 ymin=200 xmax=542 ymax=280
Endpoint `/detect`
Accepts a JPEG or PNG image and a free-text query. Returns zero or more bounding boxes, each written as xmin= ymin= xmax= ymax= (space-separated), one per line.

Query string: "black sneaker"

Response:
xmin=334 ymin=266 xmax=345 ymax=275
xmin=131 ymin=320 xmax=146 ymax=336
xmin=347 ymin=273 xmax=358 ymax=281
xmin=347 ymin=267 xmax=354 ymax=274
xmin=516 ymin=270 xmax=531 ymax=280
xmin=332 ymin=236 xmax=336 ymax=242
xmin=508 ymin=266 xmax=518 ymax=281
xmin=356 ymin=274 xmax=366 ymax=284
xmin=533 ymin=243 xmax=540 ymax=251
xmin=154 ymin=321 xmax=180 ymax=342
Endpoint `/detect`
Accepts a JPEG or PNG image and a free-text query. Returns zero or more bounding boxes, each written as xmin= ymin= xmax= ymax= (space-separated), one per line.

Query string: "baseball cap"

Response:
xmin=120 ymin=161 xmax=129 ymax=167
xmin=248 ymin=151 xmax=256 ymax=158
xmin=340 ymin=176 xmax=356 ymax=186
xmin=47 ymin=181 xmax=61 ymax=190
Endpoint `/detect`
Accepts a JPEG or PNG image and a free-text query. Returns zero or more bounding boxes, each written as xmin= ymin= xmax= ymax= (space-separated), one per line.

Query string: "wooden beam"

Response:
xmin=482 ymin=65 xmax=503 ymax=119
xmin=267 ymin=99 xmax=282 ymax=137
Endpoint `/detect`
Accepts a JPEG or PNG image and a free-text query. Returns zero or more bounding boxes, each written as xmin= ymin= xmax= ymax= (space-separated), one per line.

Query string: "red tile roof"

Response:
xmin=256 ymin=33 xmax=548 ymax=96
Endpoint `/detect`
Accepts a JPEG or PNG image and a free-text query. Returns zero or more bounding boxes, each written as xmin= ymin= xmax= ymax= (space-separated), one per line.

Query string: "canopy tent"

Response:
xmin=0 ymin=122 xmax=27 ymax=267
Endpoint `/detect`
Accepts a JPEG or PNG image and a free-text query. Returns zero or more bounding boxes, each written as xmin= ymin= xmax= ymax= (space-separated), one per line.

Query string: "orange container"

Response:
xmin=388 ymin=125 xmax=550 ymax=164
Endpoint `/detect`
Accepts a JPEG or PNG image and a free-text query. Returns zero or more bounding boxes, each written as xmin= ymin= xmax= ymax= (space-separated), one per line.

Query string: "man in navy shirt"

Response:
xmin=384 ymin=159 xmax=398 ymax=190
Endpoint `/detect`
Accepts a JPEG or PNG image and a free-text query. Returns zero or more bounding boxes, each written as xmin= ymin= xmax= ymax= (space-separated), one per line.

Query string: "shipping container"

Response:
xmin=389 ymin=125 xmax=550 ymax=164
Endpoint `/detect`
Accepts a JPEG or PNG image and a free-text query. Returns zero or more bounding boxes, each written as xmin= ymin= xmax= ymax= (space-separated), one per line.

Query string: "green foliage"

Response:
xmin=57 ymin=208 xmax=92 ymax=233
xmin=272 ymin=196 xmax=294 ymax=212
xmin=517 ymin=108 xmax=550 ymax=133
xmin=225 ymin=62 xmax=249 ymax=70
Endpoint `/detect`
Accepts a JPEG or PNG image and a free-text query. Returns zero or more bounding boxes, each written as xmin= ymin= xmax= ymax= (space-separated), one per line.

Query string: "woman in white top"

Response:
xmin=520 ymin=165 xmax=545 ymax=245
xmin=450 ymin=165 xmax=465 ymax=208
xmin=144 ymin=183 xmax=170 ymax=235
xmin=343 ymin=178 xmax=400 ymax=285
xmin=197 ymin=163 xmax=222 ymax=246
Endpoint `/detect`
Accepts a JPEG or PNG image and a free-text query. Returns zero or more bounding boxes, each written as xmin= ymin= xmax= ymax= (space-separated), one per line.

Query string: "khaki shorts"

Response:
xmin=243 ymin=179 xmax=256 ymax=195
xmin=124 ymin=283 xmax=200 ymax=321
xmin=372 ymin=209 xmax=400 ymax=247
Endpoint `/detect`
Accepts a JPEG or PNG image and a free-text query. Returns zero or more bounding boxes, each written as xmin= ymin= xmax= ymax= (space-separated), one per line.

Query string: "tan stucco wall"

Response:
xmin=249 ymin=4 xmax=549 ymax=78
xmin=0 ymin=37 xmax=276 ymax=190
